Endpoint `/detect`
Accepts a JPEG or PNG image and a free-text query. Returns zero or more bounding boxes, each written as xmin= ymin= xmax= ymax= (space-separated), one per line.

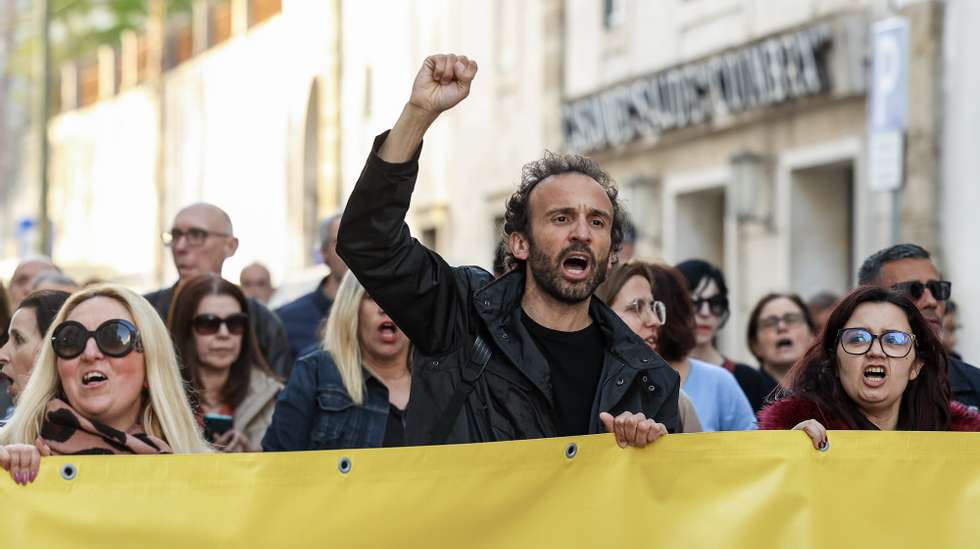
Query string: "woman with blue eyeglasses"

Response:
xmin=759 ymin=286 xmax=980 ymax=448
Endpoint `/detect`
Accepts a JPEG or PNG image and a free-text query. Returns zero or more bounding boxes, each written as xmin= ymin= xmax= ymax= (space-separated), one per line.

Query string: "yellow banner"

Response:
xmin=3 ymin=431 xmax=980 ymax=548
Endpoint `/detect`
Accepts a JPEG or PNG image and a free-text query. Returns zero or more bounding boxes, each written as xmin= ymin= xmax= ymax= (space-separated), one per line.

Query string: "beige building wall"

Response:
xmin=42 ymin=1 xmax=340 ymax=290
xmin=339 ymin=0 xmax=562 ymax=270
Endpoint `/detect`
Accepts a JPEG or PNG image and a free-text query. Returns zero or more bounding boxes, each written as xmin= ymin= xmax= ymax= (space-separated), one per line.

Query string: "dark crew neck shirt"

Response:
xmin=521 ymin=311 xmax=605 ymax=436
xmin=383 ymin=405 xmax=406 ymax=448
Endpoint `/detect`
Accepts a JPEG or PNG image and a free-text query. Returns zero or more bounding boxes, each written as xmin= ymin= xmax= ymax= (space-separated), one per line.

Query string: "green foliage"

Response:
xmin=9 ymin=0 xmax=194 ymax=78
xmin=50 ymin=0 xmax=193 ymax=59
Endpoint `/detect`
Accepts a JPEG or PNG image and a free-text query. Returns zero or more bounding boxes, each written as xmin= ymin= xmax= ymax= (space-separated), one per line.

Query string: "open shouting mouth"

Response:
xmin=863 ymin=364 xmax=888 ymax=388
xmin=378 ymin=320 xmax=399 ymax=343
xmin=559 ymin=251 xmax=594 ymax=282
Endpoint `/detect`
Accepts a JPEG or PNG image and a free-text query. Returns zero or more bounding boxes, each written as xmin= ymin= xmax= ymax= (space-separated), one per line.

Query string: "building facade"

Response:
xmin=10 ymin=0 xmax=974 ymax=363
xmin=36 ymin=0 xmax=341 ymax=289
xmin=561 ymin=0 xmax=949 ymax=362
xmin=25 ymin=0 xmax=562 ymax=291
xmin=338 ymin=0 xmax=563 ymax=271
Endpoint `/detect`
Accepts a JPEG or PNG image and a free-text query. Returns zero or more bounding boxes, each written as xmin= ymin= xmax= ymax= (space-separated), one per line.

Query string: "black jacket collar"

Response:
xmin=471 ymin=268 xmax=667 ymax=372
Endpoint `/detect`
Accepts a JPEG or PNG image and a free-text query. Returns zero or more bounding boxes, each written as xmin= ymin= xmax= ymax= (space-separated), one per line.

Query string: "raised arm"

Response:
xmin=336 ymin=54 xmax=480 ymax=355
xmin=379 ymin=54 xmax=478 ymax=162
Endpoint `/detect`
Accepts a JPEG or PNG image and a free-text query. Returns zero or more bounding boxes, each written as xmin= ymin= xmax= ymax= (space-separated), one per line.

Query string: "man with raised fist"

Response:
xmin=337 ymin=54 xmax=680 ymax=448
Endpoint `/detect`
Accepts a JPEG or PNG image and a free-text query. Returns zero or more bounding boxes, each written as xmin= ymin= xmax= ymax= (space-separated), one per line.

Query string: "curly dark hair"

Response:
xmin=503 ymin=151 xmax=625 ymax=269
xmin=785 ymin=286 xmax=951 ymax=430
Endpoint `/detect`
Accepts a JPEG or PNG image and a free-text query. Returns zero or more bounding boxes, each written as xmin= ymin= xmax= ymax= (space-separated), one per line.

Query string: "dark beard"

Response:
xmin=527 ymin=240 xmax=609 ymax=305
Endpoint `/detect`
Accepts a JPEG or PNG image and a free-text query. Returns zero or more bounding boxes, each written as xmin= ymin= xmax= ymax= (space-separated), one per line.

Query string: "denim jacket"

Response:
xmin=262 ymin=350 xmax=390 ymax=451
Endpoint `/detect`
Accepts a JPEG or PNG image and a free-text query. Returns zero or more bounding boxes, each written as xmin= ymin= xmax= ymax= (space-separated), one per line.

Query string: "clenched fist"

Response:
xmin=408 ymin=54 xmax=479 ymax=116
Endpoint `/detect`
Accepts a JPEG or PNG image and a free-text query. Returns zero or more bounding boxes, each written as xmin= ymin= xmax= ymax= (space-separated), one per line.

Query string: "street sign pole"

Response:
xmin=36 ymin=0 xmax=51 ymax=255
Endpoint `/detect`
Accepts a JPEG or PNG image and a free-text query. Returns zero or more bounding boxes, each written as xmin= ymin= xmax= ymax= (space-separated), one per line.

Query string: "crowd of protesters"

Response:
xmin=2 ymin=53 xmax=979 ymax=483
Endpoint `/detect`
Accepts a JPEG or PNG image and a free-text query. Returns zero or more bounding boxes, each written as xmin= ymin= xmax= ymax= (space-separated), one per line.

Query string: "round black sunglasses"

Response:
xmin=51 ymin=319 xmax=144 ymax=360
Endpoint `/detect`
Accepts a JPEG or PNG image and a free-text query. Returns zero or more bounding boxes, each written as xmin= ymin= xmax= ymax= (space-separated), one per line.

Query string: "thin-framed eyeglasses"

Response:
xmin=837 ymin=327 xmax=916 ymax=359
xmin=624 ymin=299 xmax=667 ymax=324
xmin=758 ymin=312 xmax=805 ymax=331
xmin=161 ymin=227 xmax=232 ymax=248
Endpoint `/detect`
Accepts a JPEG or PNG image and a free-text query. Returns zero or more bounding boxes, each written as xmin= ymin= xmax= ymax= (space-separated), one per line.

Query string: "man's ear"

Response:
xmin=509 ymin=232 xmax=529 ymax=261
xmin=224 ymin=237 xmax=240 ymax=259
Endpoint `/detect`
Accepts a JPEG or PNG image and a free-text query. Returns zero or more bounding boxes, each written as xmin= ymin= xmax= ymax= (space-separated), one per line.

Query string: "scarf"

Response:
xmin=39 ymin=398 xmax=172 ymax=455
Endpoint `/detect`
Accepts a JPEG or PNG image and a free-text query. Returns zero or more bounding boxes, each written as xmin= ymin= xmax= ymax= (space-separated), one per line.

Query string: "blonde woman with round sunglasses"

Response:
xmin=0 ymin=285 xmax=210 ymax=485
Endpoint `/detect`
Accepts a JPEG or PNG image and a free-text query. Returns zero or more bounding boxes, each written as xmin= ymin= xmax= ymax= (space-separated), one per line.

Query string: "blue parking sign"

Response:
xmin=869 ymin=18 xmax=909 ymax=192
xmin=870 ymin=19 xmax=909 ymax=133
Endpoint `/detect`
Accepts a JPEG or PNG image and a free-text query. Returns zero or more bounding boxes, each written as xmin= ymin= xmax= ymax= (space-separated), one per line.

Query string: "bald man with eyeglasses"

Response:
xmin=144 ymin=203 xmax=292 ymax=376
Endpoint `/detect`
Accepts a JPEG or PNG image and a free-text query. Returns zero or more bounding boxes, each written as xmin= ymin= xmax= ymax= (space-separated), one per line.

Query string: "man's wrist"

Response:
xmin=403 ymin=101 xmax=440 ymax=126
xmin=378 ymin=103 xmax=436 ymax=163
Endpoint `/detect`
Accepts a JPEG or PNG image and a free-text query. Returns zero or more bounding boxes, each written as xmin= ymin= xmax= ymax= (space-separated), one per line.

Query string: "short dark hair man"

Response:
xmin=858 ymin=243 xmax=980 ymax=408
xmin=145 ymin=202 xmax=292 ymax=376
xmin=275 ymin=213 xmax=348 ymax=358
xmin=338 ymin=54 xmax=679 ymax=447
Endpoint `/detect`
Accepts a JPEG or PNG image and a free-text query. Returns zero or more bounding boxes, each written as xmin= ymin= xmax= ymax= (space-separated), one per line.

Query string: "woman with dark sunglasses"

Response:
xmin=0 ymin=285 xmax=210 ymax=484
xmin=758 ymin=286 xmax=980 ymax=449
xmin=676 ymin=259 xmax=772 ymax=413
xmin=168 ymin=274 xmax=282 ymax=452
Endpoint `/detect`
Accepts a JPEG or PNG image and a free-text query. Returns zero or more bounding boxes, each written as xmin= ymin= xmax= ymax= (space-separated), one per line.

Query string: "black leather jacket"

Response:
xmin=337 ymin=132 xmax=680 ymax=445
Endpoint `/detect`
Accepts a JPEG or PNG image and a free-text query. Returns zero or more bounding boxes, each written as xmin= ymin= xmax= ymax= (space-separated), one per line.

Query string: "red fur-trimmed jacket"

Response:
xmin=758 ymin=395 xmax=980 ymax=431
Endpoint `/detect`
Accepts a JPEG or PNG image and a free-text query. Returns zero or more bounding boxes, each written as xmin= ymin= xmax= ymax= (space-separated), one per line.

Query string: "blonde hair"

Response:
xmin=322 ymin=272 xmax=371 ymax=404
xmin=0 ymin=284 xmax=211 ymax=453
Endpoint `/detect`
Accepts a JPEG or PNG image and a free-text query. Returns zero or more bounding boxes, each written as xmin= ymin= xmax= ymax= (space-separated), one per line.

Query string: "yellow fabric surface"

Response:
xmin=3 ymin=431 xmax=979 ymax=548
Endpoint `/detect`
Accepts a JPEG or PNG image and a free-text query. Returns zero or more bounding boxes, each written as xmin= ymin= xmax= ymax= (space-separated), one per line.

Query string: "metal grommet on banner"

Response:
xmin=565 ymin=443 xmax=577 ymax=460
xmin=60 ymin=464 xmax=77 ymax=481
xmin=818 ymin=439 xmax=830 ymax=453
xmin=338 ymin=456 xmax=353 ymax=474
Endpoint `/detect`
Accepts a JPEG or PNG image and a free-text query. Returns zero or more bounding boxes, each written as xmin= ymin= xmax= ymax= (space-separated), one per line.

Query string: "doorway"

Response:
xmin=789 ymin=162 xmax=855 ymax=298
xmin=674 ymin=187 xmax=726 ymax=268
